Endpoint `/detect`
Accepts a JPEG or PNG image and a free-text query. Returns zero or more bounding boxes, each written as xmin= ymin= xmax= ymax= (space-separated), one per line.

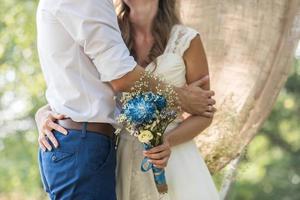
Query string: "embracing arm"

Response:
xmin=165 ymin=35 xmax=214 ymax=147
xmin=35 ymin=104 xmax=67 ymax=151
xmin=51 ymin=0 xmax=214 ymax=115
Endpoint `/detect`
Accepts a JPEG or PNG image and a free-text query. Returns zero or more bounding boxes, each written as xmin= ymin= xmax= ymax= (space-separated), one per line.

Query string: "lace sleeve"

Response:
xmin=166 ymin=25 xmax=199 ymax=56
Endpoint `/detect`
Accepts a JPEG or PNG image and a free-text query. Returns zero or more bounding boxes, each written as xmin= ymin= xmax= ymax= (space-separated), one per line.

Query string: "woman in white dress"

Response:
xmin=115 ymin=1 xmax=219 ymax=199
xmin=35 ymin=0 xmax=219 ymax=199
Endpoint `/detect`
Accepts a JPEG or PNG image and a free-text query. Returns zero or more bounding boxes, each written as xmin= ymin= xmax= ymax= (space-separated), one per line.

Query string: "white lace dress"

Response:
xmin=116 ymin=25 xmax=220 ymax=200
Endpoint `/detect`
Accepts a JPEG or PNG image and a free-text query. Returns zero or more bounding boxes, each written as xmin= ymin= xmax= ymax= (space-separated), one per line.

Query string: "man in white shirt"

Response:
xmin=36 ymin=0 xmax=215 ymax=199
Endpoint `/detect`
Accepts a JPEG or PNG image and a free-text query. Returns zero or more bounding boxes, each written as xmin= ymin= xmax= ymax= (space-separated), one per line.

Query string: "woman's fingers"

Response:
xmin=42 ymin=139 xmax=52 ymax=151
xmin=39 ymin=135 xmax=52 ymax=151
xmin=145 ymin=150 xmax=170 ymax=160
xmin=145 ymin=144 xmax=171 ymax=168
xmin=38 ymin=140 xmax=47 ymax=152
xmin=150 ymin=157 xmax=169 ymax=169
xmin=45 ymin=129 xmax=59 ymax=148
xmin=145 ymin=143 xmax=169 ymax=154
xmin=52 ymin=113 xmax=65 ymax=120
xmin=36 ymin=110 xmax=67 ymax=151
xmin=47 ymin=120 xmax=68 ymax=135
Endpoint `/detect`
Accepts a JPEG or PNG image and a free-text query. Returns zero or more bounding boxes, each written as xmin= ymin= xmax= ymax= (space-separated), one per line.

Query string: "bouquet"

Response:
xmin=116 ymin=73 xmax=180 ymax=194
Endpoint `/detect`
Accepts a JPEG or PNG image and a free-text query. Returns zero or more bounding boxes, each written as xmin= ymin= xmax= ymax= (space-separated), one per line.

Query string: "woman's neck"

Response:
xmin=129 ymin=2 xmax=158 ymax=38
xmin=128 ymin=2 xmax=158 ymax=66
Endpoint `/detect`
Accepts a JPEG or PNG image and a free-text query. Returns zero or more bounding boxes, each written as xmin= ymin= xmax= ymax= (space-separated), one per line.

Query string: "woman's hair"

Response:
xmin=116 ymin=0 xmax=181 ymax=66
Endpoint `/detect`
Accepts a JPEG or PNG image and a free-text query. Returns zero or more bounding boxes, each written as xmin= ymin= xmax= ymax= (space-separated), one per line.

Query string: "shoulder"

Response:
xmin=171 ymin=24 xmax=199 ymax=38
xmin=167 ymin=24 xmax=200 ymax=56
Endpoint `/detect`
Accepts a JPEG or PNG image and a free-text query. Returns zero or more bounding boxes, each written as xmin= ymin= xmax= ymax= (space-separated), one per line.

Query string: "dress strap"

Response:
xmin=165 ymin=25 xmax=199 ymax=56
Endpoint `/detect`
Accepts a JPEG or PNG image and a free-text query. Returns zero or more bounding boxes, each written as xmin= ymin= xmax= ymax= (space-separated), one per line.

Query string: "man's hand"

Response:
xmin=35 ymin=106 xmax=67 ymax=151
xmin=175 ymin=76 xmax=216 ymax=117
xmin=111 ymin=66 xmax=216 ymax=117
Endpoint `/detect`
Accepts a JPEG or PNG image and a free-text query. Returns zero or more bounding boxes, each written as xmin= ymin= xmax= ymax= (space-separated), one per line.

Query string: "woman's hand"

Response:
xmin=35 ymin=106 xmax=68 ymax=151
xmin=143 ymin=139 xmax=171 ymax=169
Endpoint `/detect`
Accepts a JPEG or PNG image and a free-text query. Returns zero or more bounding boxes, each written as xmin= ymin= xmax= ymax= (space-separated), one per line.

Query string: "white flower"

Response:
xmin=117 ymin=114 xmax=126 ymax=123
xmin=138 ymin=130 xmax=154 ymax=143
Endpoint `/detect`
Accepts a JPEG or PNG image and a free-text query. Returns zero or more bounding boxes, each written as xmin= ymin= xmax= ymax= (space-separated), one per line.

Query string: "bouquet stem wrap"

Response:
xmin=141 ymin=144 xmax=168 ymax=193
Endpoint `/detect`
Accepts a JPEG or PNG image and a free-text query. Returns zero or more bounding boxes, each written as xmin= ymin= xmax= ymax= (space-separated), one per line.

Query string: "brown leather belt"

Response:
xmin=57 ymin=119 xmax=115 ymax=139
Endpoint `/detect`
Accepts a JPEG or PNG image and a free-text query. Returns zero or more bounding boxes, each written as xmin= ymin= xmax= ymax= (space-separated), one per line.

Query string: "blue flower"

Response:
xmin=154 ymin=95 xmax=167 ymax=111
xmin=144 ymin=92 xmax=156 ymax=102
xmin=123 ymin=95 xmax=157 ymax=124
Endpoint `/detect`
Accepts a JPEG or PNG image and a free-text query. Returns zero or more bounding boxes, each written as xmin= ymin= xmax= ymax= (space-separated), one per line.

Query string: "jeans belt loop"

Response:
xmin=81 ymin=122 xmax=88 ymax=138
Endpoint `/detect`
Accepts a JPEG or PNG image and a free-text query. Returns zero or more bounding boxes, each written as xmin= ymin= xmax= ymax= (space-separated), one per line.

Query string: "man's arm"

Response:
xmin=53 ymin=0 xmax=137 ymax=83
xmin=52 ymin=0 xmax=215 ymax=115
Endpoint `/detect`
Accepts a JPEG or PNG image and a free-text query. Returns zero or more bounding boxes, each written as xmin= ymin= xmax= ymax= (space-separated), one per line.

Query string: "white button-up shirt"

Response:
xmin=36 ymin=0 xmax=136 ymax=125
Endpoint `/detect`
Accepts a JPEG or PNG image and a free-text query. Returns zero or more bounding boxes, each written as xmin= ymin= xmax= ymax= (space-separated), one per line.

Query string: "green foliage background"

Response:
xmin=0 ymin=0 xmax=299 ymax=199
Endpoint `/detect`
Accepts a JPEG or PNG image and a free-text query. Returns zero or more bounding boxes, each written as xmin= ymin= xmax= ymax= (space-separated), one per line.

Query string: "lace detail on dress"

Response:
xmin=165 ymin=25 xmax=199 ymax=56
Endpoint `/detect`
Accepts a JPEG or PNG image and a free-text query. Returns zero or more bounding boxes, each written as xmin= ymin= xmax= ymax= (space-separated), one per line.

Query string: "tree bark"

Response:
xmin=180 ymin=0 xmax=300 ymax=172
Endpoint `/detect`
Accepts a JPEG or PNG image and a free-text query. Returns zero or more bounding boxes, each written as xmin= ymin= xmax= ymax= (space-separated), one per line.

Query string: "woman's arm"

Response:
xmin=165 ymin=35 xmax=214 ymax=147
xmin=165 ymin=115 xmax=212 ymax=147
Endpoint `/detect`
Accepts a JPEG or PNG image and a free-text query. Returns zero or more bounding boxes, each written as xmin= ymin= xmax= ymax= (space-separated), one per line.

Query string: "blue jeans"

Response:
xmin=38 ymin=123 xmax=116 ymax=200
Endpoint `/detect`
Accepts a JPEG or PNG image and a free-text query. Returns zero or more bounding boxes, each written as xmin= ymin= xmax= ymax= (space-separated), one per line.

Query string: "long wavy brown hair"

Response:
xmin=116 ymin=0 xmax=181 ymax=66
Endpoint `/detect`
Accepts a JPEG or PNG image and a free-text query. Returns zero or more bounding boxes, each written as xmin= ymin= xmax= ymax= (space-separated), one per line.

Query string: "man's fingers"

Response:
xmin=48 ymin=121 xmax=68 ymax=135
xmin=201 ymin=112 xmax=214 ymax=118
xmin=207 ymin=105 xmax=217 ymax=112
xmin=208 ymin=98 xmax=216 ymax=105
xmin=203 ymin=90 xmax=215 ymax=98
xmin=191 ymin=75 xmax=209 ymax=87
xmin=45 ymin=130 xmax=59 ymax=148
xmin=211 ymin=107 xmax=217 ymax=113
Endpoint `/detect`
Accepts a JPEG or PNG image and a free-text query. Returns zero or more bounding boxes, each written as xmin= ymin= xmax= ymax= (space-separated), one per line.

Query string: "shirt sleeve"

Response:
xmin=53 ymin=0 xmax=137 ymax=82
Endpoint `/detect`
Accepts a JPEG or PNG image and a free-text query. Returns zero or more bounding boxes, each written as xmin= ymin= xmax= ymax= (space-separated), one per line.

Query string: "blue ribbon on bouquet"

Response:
xmin=141 ymin=144 xmax=167 ymax=186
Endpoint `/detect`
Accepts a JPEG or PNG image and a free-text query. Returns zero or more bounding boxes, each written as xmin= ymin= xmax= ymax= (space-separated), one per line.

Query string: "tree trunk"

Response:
xmin=180 ymin=0 xmax=300 ymax=173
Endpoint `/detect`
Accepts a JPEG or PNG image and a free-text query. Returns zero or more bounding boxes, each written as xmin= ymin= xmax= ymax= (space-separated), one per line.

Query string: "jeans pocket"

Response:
xmin=41 ymin=149 xmax=76 ymax=188
xmin=51 ymin=150 xmax=74 ymax=163
xmin=86 ymin=136 xmax=112 ymax=172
